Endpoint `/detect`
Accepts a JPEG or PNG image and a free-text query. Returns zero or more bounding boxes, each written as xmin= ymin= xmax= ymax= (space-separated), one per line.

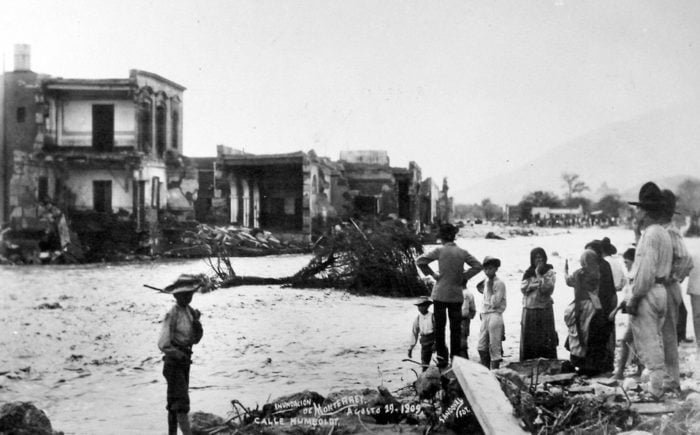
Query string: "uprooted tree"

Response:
xmin=201 ymin=218 xmax=431 ymax=297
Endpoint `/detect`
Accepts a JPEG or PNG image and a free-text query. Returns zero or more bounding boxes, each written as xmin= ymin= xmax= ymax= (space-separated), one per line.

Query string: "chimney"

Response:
xmin=14 ymin=44 xmax=31 ymax=72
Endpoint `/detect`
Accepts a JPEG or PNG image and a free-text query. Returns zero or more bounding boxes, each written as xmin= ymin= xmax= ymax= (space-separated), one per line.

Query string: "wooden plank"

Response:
xmin=567 ymin=385 xmax=595 ymax=394
xmin=528 ymin=373 xmax=577 ymax=384
xmin=452 ymin=357 xmax=528 ymax=435
xmin=630 ymin=402 xmax=679 ymax=414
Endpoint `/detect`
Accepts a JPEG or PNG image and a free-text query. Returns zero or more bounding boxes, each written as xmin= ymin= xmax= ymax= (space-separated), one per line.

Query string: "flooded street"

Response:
xmin=2 ymin=227 xmax=699 ymax=434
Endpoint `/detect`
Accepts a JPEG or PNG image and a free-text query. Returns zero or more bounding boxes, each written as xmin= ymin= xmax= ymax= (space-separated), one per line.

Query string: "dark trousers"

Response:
xmin=433 ymin=301 xmax=462 ymax=363
xmin=678 ymin=301 xmax=688 ymax=342
xmin=420 ymin=334 xmax=435 ymax=370
xmin=163 ymin=356 xmax=191 ymax=413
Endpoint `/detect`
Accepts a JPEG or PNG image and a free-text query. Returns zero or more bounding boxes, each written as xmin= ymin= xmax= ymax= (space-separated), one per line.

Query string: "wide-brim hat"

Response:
xmin=628 ymin=182 xmax=665 ymax=210
xmin=414 ymin=296 xmax=433 ymax=306
xmin=163 ymin=274 xmax=205 ymax=294
xmin=482 ymin=256 xmax=501 ymax=268
xmin=601 ymin=237 xmax=617 ymax=255
xmin=661 ymin=189 xmax=681 ymax=215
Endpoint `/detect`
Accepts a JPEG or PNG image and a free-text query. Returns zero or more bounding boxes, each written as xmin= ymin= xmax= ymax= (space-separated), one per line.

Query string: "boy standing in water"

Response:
xmin=158 ymin=275 xmax=205 ymax=435
xmin=408 ymin=296 xmax=436 ymax=371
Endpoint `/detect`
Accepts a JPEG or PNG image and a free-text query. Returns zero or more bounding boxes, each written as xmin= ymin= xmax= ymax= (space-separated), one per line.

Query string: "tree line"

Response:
xmin=454 ymin=173 xmax=700 ymax=235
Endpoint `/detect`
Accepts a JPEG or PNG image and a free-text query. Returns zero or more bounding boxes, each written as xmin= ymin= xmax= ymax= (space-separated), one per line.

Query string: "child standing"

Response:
xmin=612 ymin=248 xmax=643 ymax=380
xmin=408 ymin=296 xmax=436 ymax=371
xmin=459 ymin=287 xmax=477 ymax=359
xmin=158 ymin=274 xmax=205 ymax=435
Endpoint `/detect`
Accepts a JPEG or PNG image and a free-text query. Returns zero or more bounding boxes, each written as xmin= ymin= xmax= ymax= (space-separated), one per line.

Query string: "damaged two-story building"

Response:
xmin=39 ymin=69 xmax=185 ymax=224
xmin=1 ymin=44 xmax=191 ymax=259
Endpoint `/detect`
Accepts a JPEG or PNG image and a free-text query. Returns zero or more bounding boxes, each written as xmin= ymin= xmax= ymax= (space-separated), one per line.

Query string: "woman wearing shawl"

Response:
xmin=564 ymin=249 xmax=603 ymax=375
xmin=520 ymin=247 xmax=558 ymax=361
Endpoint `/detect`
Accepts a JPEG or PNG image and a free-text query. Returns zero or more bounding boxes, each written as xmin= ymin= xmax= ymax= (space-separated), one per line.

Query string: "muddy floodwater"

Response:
xmin=2 ymin=227 xmax=699 ymax=434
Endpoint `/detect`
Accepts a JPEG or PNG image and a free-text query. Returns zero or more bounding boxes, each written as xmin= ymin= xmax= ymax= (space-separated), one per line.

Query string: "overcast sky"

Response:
xmin=3 ymin=0 xmax=700 ymax=203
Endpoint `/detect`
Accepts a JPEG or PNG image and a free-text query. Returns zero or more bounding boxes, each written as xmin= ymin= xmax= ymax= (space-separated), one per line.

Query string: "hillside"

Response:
xmin=455 ymin=101 xmax=700 ymax=205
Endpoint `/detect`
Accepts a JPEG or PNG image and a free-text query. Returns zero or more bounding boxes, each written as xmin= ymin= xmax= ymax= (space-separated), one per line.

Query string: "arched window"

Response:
xmin=171 ymin=110 xmax=179 ymax=149
xmin=156 ymin=105 xmax=166 ymax=157
xmin=138 ymin=101 xmax=152 ymax=153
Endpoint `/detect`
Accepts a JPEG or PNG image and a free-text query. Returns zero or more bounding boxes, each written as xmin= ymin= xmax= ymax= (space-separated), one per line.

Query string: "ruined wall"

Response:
xmin=303 ymin=160 xmax=341 ymax=233
xmin=330 ymin=172 xmax=351 ymax=218
xmin=166 ymin=160 xmax=198 ymax=219
xmin=2 ymin=71 xmax=43 ymax=222
xmin=257 ymin=167 xmax=302 ymax=230
xmin=139 ymin=164 xmax=168 ymax=210
xmin=3 ymin=71 xmax=41 ymax=155
xmin=7 ymin=151 xmax=50 ymax=218
xmin=339 ymin=150 xmax=390 ymax=165
xmin=62 ymin=169 xmax=133 ymax=211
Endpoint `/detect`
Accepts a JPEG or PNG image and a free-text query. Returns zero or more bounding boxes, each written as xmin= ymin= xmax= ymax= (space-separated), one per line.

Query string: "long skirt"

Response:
xmin=520 ymin=306 xmax=558 ymax=361
xmin=575 ymin=311 xmax=614 ymax=376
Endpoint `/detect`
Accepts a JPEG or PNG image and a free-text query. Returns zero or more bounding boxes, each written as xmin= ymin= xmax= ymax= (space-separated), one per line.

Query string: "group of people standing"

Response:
xmin=154 ymin=180 xmax=697 ymax=434
xmin=412 ymin=223 xmax=559 ymax=371
xmin=409 ymin=181 xmax=696 ymax=400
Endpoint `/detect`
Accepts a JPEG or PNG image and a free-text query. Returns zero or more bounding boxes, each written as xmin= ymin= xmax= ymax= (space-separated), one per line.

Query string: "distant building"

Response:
xmin=209 ymin=148 xmax=425 ymax=235
xmin=420 ymin=177 xmax=440 ymax=226
xmin=531 ymin=205 xmax=583 ymax=220
xmin=338 ymin=150 xmax=390 ymax=166
xmin=337 ymin=150 xmax=421 ymax=224
xmin=217 ymin=149 xmax=336 ymax=234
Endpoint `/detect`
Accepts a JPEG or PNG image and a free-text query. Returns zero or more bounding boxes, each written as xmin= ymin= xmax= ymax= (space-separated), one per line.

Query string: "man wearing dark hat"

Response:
xmin=407 ymin=296 xmax=435 ymax=371
xmin=158 ymin=274 xmax=205 ymax=435
xmin=660 ymin=189 xmax=694 ymax=392
xmin=626 ymin=182 xmax=673 ymax=398
xmin=476 ymin=256 xmax=506 ymax=369
xmin=416 ymin=223 xmax=482 ymax=368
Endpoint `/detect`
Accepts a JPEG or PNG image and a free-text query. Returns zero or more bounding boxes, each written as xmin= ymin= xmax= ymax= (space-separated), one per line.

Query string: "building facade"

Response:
xmin=0 ymin=44 xmax=187 ymax=231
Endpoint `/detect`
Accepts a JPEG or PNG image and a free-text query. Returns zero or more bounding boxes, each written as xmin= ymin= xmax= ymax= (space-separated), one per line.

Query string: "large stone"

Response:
xmin=414 ymin=366 xmax=441 ymax=399
xmin=191 ymin=411 xmax=228 ymax=435
xmin=0 ymin=401 xmax=53 ymax=435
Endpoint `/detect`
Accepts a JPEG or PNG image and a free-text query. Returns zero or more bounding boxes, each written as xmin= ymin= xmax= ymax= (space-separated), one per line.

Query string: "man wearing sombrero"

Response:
xmin=626 ymin=182 xmax=673 ymax=399
xmin=158 ymin=274 xmax=205 ymax=435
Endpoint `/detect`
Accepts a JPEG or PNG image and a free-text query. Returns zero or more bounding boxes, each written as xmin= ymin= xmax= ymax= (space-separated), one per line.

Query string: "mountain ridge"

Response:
xmin=454 ymin=101 xmax=700 ymax=205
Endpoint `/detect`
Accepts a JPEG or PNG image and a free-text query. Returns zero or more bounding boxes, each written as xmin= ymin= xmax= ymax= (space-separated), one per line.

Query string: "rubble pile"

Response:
xmin=493 ymin=359 xmax=700 ymax=435
xmin=188 ymin=379 xmax=479 ymax=435
xmin=67 ymin=210 xmax=142 ymax=262
xmin=162 ymin=223 xmax=310 ymax=258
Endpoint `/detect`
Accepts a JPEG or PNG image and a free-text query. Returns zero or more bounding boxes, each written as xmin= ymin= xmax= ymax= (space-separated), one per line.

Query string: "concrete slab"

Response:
xmin=452 ymin=357 xmax=528 ymax=435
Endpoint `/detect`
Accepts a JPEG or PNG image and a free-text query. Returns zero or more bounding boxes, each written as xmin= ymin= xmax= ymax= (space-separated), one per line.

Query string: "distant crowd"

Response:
xmin=409 ymin=181 xmax=698 ymax=401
